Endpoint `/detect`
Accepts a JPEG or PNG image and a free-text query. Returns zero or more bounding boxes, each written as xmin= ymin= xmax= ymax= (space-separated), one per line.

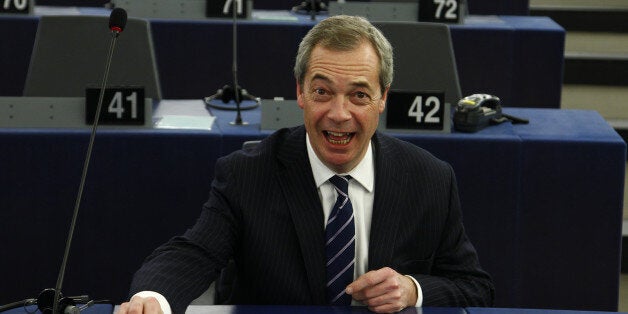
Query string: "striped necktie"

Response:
xmin=325 ymin=175 xmax=355 ymax=305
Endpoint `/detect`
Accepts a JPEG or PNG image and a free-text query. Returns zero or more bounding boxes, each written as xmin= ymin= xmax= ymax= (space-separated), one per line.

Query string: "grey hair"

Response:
xmin=294 ymin=15 xmax=394 ymax=94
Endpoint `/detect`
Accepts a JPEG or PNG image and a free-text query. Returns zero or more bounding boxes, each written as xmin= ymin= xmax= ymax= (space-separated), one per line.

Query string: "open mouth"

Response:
xmin=324 ymin=131 xmax=353 ymax=145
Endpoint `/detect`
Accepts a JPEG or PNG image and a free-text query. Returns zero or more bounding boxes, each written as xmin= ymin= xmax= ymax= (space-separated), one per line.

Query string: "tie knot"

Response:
xmin=329 ymin=175 xmax=350 ymax=194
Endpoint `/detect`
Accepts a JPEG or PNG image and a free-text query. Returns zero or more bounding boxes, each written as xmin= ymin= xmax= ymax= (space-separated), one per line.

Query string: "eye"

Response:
xmin=351 ymin=91 xmax=372 ymax=104
xmin=315 ymin=88 xmax=327 ymax=95
xmin=311 ymin=87 xmax=332 ymax=101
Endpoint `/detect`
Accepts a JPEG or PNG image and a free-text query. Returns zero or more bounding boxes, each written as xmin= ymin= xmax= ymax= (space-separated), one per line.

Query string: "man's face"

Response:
xmin=297 ymin=41 xmax=388 ymax=174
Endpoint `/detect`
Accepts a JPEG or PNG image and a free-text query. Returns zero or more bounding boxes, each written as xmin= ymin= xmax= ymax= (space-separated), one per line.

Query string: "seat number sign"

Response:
xmin=85 ymin=87 xmax=145 ymax=125
xmin=419 ymin=0 xmax=461 ymax=23
xmin=1 ymin=0 xmax=30 ymax=14
xmin=206 ymin=0 xmax=248 ymax=18
xmin=386 ymin=91 xmax=445 ymax=131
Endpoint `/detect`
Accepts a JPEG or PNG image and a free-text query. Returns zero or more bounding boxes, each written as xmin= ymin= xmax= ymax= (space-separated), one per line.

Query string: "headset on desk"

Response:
xmin=204 ymin=85 xmax=261 ymax=111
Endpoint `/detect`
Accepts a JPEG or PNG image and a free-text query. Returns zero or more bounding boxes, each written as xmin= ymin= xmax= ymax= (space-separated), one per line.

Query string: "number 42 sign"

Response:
xmin=380 ymin=90 xmax=451 ymax=133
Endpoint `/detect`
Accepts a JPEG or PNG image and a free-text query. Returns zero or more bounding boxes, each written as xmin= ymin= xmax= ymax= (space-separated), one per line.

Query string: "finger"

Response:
xmin=141 ymin=297 xmax=163 ymax=314
xmin=369 ymin=302 xmax=405 ymax=314
xmin=126 ymin=296 xmax=160 ymax=314
xmin=126 ymin=299 xmax=145 ymax=314
xmin=362 ymin=280 xmax=403 ymax=307
xmin=361 ymin=272 xmax=416 ymax=310
xmin=347 ymin=267 xmax=393 ymax=295
xmin=350 ymin=268 xmax=400 ymax=301
xmin=117 ymin=302 xmax=129 ymax=314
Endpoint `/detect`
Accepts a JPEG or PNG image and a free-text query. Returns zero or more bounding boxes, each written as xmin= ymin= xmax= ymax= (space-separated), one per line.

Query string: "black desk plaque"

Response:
xmin=381 ymin=90 xmax=449 ymax=133
xmin=0 ymin=0 xmax=30 ymax=14
xmin=85 ymin=87 xmax=145 ymax=125
xmin=206 ymin=0 xmax=248 ymax=18
xmin=419 ymin=0 xmax=462 ymax=23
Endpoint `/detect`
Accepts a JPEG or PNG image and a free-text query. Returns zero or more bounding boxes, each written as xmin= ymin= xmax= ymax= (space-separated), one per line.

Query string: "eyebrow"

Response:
xmin=311 ymin=73 xmax=332 ymax=84
xmin=310 ymin=73 xmax=374 ymax=91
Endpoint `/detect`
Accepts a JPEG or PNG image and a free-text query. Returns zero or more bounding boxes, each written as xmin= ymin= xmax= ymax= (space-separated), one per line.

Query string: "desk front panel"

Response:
xmin=511 ymin=108 xmax=626 ymax=311
xmin=0 ymin=129 xmax=223 ymax=305
xmin=1 ymin=108 xmax=623 ymax=311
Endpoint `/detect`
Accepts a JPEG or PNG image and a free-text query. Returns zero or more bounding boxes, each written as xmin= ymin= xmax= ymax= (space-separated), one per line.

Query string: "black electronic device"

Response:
xmin=204 ymin=84 xmax=260 ymax=111
xmin=453 ymin=93 xmax=528 ymax=132
xmin=292 ymin=0 xmax=327 ymax=20
xmin=0 ymin=289 xmax=105 ymax=314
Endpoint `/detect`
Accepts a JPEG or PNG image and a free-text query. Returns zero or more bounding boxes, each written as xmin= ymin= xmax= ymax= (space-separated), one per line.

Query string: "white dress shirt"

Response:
xmin=305 ymin=134 xmax=422 ymax=307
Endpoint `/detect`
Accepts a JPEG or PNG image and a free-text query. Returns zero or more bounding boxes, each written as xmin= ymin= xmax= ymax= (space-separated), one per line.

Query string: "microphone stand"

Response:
xmin=205 ymin=0 xmax=260 ymax=125
xmin=50 ymin=13 xmax=124 ymax=314
xmin=230 ymin=0 xmax=245 ymax=125
xmin=0 ymin=9 xmax=123 ymax=314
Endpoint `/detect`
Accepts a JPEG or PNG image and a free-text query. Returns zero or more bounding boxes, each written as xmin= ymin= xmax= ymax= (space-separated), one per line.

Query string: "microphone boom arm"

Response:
xmin=51 ymin=9 xmax=126 ymax=314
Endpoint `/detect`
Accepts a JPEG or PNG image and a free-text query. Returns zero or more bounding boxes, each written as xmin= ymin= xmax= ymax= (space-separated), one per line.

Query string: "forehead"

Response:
xmin=306 ymin=41 xmax=380 ymax=85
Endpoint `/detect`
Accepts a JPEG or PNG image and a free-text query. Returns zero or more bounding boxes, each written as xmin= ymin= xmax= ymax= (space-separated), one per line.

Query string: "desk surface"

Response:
xmin=0 ymin=107 xmax=623 ymax=311
xmin=466 ymin=308 xmax=628 ymax=314
xmin=5 ymin=305 xmax=628 ymax=314
xmin=184 ymin=305 xmax=464 ymax=314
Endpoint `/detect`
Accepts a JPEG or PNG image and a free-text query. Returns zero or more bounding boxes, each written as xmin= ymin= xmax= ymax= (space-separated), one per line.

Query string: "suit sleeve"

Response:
xmin=412 ymin=165 xmax=495 ymax=306
xmin=129 ymin=156 xmax=239 ymax=314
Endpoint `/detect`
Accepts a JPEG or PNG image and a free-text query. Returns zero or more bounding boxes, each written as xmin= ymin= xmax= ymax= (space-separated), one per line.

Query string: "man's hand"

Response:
xmin=117 ymin=296 xmax=163 ymax=314
xmin=346 ymin=267 xmax=418 ymax=313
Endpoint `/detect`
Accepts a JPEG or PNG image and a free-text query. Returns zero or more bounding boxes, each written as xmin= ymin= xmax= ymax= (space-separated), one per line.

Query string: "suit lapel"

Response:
xmin=368 ymin=133 xmax=407 ymax=270
xmin=275 ymin=126 xmax=327 ymax=304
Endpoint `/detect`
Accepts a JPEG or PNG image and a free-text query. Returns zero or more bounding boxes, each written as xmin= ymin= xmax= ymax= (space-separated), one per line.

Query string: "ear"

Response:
xmin=378 ymin=86 xmax=390 ymax=114
xmin=296 ymin=82 xmax=305 ymax=109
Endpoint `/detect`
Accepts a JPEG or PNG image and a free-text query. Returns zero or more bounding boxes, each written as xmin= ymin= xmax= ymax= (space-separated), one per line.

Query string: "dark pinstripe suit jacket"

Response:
xmin=130 ymin=126 xmax=494 ymax=313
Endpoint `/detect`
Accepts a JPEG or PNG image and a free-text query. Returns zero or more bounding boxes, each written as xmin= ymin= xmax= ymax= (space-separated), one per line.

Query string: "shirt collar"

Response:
xmin=306 ymin=133 xmax=374 ymax=193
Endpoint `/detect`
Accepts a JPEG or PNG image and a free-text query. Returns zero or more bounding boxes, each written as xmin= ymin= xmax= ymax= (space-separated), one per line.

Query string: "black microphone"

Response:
xmin=109 ymin=7 xmax=127 ymax=35
xmin=49 ymin=8 xmax=127 ymax=314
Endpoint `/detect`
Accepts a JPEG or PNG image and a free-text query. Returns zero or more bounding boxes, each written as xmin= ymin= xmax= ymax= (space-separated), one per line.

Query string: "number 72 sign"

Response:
xmin=419 ymin=0 xmax=463 ymax=23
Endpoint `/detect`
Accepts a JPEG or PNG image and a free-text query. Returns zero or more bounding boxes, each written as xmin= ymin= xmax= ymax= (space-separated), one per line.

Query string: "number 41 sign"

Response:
xmin=85 ymin=87 xmax=146 ymax=125
xmin=379 ymin=90 xmax=451 ymax=133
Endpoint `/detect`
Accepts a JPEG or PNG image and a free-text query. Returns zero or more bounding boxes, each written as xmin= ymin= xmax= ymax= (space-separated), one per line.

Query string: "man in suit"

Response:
xmin=120 ymin=15 xmax=494 ymax=314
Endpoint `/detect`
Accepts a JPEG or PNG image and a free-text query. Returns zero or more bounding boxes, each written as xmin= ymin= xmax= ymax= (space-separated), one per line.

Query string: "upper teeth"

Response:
xmin=328 ymin=131 xmax=348 ymax=136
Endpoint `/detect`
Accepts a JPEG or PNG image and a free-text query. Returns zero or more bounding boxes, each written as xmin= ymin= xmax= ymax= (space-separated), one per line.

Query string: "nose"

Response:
xmin=327 ymin=95 xmax=352 ymax=123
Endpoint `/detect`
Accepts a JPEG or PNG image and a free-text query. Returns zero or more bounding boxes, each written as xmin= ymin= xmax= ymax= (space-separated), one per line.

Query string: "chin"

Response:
xmin=322 ymin=154 xmax=354 ymax=171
